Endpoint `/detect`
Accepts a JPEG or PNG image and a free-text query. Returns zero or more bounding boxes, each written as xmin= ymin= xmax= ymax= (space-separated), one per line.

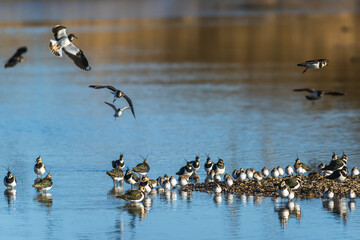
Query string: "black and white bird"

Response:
xmin=104 ymin=102 xmax=132 ymax=120
xmin=297 ymin=59 xmax=328 ymax=73
xmin=4 ymin=46 xmax=27 ymax=68
xmin=89 ymin=85 xmax=135 ymax=118
xmin=293 ymin=88 xmax=344 ymax=101
xmin=4 ymin=171 xmax=17 ymax=189
xmin=176 ymin=161 xmax=193 ymax=179
xmin=49 ymin=25 xmax=91 ymax=71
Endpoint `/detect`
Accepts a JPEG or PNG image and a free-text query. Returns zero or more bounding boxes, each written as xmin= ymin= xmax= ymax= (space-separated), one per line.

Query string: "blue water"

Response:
xmin=1 ymin=0 xmax=360 ymax=239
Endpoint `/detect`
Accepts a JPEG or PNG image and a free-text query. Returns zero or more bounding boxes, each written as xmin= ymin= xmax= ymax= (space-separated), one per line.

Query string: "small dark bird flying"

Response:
xmin=4 ymin=47 xmax=27 ymax=68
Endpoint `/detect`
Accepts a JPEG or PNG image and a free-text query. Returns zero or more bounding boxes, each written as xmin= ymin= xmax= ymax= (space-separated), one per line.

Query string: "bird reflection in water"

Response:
xmin=275 ymin=202 xmax=302 ymax=228
xmin=213 ymin=193 xmax=222 ymax=206
xmin=108 ymin=186 xmax=124 ymax=196
xmin=118 ymin=202 xmax=148 ymax=220
xmin=4 ymin=189 xmax=16 ymax=204
xmin=348 ymin=200 xmax=356 ymax=212
xmin=178 ymin=189 xmax=193 ymax=203
xmin=34 ymin=193 xmax=53 ymax=211
xmin=322 ymin=199 xmax=349 ymax=223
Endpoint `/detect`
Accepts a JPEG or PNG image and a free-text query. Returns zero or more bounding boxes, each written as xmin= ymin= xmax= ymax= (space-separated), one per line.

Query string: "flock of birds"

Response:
xmin=2 ymin=25 xmax=351 ymax=204
xmin=95 ymin=150 xmax=359 ymax=203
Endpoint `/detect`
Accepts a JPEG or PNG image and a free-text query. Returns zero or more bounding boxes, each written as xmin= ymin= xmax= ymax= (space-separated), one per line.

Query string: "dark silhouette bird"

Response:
xmin=89 ymin=85 xmax=135 ymax=118
xmin=297 ymin=59 xmax=328 ymax=73
xmin=293 ymin=88 xmax=344 ymax=101
xmin=4 ymin=47 xmax=27 ymax=68
xmin=49 ymin=25 xmax=91 ymax=71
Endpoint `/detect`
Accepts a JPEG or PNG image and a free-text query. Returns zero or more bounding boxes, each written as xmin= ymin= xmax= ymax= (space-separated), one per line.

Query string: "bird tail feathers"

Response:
xmin=49 ymin=40 xmax=62 ymax=57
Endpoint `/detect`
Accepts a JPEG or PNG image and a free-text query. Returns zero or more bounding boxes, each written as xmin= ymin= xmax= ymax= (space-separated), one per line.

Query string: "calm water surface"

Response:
xmin=1 ymin=1 xmax=360 ymax=239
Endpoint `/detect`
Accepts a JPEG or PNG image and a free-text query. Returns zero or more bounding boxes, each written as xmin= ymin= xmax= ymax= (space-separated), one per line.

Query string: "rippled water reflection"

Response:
xmin=1 ymin=0 xmax=360 ymax=239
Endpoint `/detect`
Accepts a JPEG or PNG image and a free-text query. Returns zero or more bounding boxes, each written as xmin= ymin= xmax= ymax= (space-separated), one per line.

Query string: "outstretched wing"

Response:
xmin=122 ymin=94 xmax=136 ymax=118
xmin=88 ymin=85 xmax=117 ymax=92
xmin=14 ymin=46 xmax=27 ymax=57
xmin=63 ymin=43 xmax=91 ymax=71
xmin=104 ymin=101 xmax=117 ymax=111
xmin=324 ymin=91 xmax=345 ymax=96
xmin=293 ymin=88 xmax=315 ymax=93
xmin=121 ymin=106 xmax=132 ymax=111
xmin=52 ymin=25 xmax=67 ymax=40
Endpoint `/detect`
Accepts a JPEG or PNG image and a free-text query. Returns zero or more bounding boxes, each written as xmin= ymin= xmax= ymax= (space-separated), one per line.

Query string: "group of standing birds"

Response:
xmin=4 ymin=156 xmax=53 ymax=194
xmin=109 ymin=151 xmax=358 ymax=204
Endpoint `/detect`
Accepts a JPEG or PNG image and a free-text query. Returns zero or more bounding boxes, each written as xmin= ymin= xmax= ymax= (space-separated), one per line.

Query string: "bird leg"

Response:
xmin=302 ymin=68 xmax=308 ymax=73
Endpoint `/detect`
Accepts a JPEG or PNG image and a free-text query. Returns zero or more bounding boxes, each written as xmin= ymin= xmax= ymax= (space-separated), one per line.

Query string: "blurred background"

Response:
xmin=1 ymin=0 xmax=360 ymax=239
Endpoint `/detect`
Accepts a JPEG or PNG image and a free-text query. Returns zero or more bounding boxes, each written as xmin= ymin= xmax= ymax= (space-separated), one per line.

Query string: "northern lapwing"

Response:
xmin=297 ymin=59 xmax=328 ymax=73
xmin=213 ymin=158 xmax=225 ymax=175
xmin=104 ymin=102 xmax=132 ymax=120
xmin=285 ymin=177 xmax=301 ymax=190
xmin=34 ymin=155 xmax=46 ymax=178
xmin=49 ymin=25 xmax=91 ymax=71
xmin=132 ymin=156 xmax=150 ymax=177
xmin=89 ymin=85 xmax=135 ymax=118
xmin=4 ymin=46 xmax=27 ymax=68
xmin=117 ymin=186 xmax=145 ymax=203
xmin=112 ymin=153 xmax=125 ymax=170
xmin=32 ymin=173 xmax=53 ymax=193
xmin=106 ymin=167 xmax=124 ymax=187
xmin=3 ymin=171 xmax=17 ymax=189
xmin=325 ymin=168 xmax=347 ymax=182
xmin=176 ymin=161 xmax=193 ymax=179
xmin=190 ymin=156 xmax=200 ymax=173
xmin=204 ymin=154 xmax=214 ymax=173
xmin=124 ymin=169 xmax=139 ymax=189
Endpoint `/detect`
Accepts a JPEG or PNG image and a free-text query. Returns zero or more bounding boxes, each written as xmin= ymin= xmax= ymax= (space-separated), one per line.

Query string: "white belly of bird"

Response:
xmin=296 ymin=167 xmax=306 ymax=175
xmin=225 ymin=178 xmax=233 ymax=187
xmin=216 ymin=167 xmax=225 ymax=175
xmin=113 ymin=176 xmax=123 ymax=182
xmin=262 ymin=169 xmax=269 ymax=177
xmin=34 ymin=166 xmax=46 ymax=175
xmin=336 ymin=174 xmax=346 ymax=182
xmin=239 ymin=173 xmax=247 ymax=181
xmin=179 ymin=178 xmax=188 ymax=187
xmin=271 ymin=170 xmax=279 ymax=178
xmin=279 ymin=188 xmax=289 ymax=198
xmin=144 ymin=185 xmax=152 ymax=193
xmin=286 ymin=167 xmax=293 ymax=176
xmin=4 ymin=179 xmax=16 ymax=188
xmin=278 ymin=168 xmax=284 ymax=176
xmin=170 ymin=178 xmax=177 ymax=187
xmin=127 ymin=178 xmax=137 ymax=185
xmin=307 ymin=62 xmax=320 ymax=69
xmin=213 ymin=186 xmax=222 ymax=194
xmin=246 ymin=172 xmax=253 ymax=179
xmin=42 ymin=185 xmax=52 ymax=192
xmin=214 ymin=174 xmax=221 ymax=182
xmin=115 ymin=110 xmax=122 ymax=118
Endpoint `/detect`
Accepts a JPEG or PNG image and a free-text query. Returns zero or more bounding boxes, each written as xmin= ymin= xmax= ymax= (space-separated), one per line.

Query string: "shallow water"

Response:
xmin=1 ymin=0 xmax=360 ymax=239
